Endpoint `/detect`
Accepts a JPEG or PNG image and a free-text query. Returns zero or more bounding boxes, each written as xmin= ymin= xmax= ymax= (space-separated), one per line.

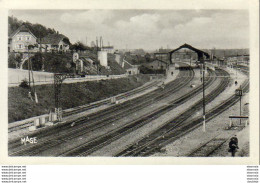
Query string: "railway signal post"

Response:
xmin=54 ymin=73 xmax=76 ymax=121
xmin=235 ymin=86 xmax=243 ymax=124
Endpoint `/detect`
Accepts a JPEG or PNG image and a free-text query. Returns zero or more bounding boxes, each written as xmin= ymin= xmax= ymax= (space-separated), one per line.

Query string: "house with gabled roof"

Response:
xmin=8 ymin=25 xmax=37 ymax=52
xmin=40 ymin=33 xmax=71 ymax=53
xmin=122 ymin=57 xmax=140 ymax=75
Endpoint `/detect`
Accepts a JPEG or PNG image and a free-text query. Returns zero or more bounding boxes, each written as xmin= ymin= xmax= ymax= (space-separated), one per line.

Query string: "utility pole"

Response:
xmin=27 ymin=43 xmax=31 ymax=88
xmin=190 ymin=55 xmax=192 ymax=68
xmin=96 ymin=36 xmax=100 ymax=75
xmin=202 ymin=59 xmax=206 ymax=132
xmin=190 ymin=56 xmax=192 ymax=86
xmin=100 ymin=36 xmax=102 ymax=50
xmin=236 ymin=52 xmax=238 ymax=80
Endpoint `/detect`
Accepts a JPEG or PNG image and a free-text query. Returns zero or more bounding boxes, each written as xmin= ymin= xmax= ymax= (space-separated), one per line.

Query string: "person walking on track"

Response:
xmin=228 ymin=135 xmax=239 ymax=157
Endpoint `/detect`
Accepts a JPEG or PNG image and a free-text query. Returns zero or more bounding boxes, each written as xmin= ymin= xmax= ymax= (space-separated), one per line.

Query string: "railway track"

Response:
xmin=116 ymin=71 xmax=249 ymax=157
xmin=9 ymin=66 xmax=194 ymax=156
xmin=55 ymin=69 xmax=219 ymax=157
xmin=115 ymin=68 xmax=231 ymax=157
xmin=63 ymin=79 xmax=162 ymax=117
xmin=188 ymin=138 xmax=227 ymax=157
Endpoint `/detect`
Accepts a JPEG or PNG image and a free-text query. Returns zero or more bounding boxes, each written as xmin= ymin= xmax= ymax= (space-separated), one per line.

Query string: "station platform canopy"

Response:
xmin=168 ymin=43 xmax=213 ymax=64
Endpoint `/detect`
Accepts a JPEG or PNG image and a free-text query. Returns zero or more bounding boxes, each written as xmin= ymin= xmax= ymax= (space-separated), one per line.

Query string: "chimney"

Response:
xmin=96 ymin=37 xmax=98 ymax=50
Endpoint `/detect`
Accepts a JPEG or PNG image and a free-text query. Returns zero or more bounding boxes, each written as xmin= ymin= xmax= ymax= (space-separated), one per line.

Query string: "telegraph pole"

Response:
xmin=100 ymin=36 xmax=102 ymax=50
xmin=96 ymin=36 xmax=100 ymax=75
xmin=236 ymin=53 xmax=238 ymax=80
xmin=202 ymin=59 xmax=206 ymax=132
xmin=27 ymin=43 xmax=31 ymax=88
xmin=190 ymin=55 xmax=192 ymax=68
xmin=190 ymin=56 xmax=192 ymax=86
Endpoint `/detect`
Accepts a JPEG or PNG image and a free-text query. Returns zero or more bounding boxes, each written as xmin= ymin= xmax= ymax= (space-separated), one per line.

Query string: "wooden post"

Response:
xmin=229 ymin=118 xmax=232 ymax=127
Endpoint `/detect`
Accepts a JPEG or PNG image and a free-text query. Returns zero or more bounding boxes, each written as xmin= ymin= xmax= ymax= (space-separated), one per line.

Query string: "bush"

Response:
xmin=24 ymin=52 xmax=74 ymax=73
xmin=8 ymin=53 xmax=22 ymax=68
xmin=30 ymin=52 xmax=43 ymax=71
xmin=19 ymin=79 xmax=30 ymax=88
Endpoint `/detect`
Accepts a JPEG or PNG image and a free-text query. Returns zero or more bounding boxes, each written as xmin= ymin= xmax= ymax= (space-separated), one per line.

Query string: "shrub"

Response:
xmin=8 ymin=53 xmax=22 ymax=68
xmin=19 ymin=79 xmax=30 ymax=88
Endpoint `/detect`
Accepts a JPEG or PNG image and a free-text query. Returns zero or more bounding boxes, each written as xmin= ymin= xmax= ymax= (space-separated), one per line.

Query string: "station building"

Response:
xmin=144 ymin=59 xmax=169 ymax=70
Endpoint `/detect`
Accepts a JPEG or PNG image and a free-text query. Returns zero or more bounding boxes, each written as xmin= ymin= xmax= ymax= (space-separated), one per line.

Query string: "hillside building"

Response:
xmin=9 ymin=25 xmax=71 ymax=53
xmin=40 ymin=34 xmax=71 ymax=53
xmin=122 ymin=58 xmax=140 ymax=75
xmin=126 ymin=66 xmax=140 ymax=75
xmin=8 ymin=25 xmax=37 ymax=52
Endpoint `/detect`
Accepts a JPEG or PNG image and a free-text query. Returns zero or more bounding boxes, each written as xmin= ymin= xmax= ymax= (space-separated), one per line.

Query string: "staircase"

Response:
xmin=20 ymin=53 xmax=34 ymax=70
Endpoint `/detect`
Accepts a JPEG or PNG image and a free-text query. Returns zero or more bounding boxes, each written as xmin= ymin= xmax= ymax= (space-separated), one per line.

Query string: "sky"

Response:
xmin=9 ymin=9 xmax=249 ymax=50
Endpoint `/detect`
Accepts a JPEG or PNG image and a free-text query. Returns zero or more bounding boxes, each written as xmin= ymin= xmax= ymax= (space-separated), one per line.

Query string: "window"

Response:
xmin=17 ymin=36 xmax=22 ymax=41
xmin=16 ymin=44 xmax=23 ymax=49
xmin=26 ymin=36 xmax=30 ymax=41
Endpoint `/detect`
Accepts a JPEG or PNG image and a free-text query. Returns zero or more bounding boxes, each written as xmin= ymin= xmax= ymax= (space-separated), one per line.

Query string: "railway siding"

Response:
xmin=91 ymin=68 xmax=220 ymax=156
xmin=153 ymin=68 xmax=249 ymax=157
xmin=8 ymin=78 xmax=162 ymax=140
xmin=56 ymin=68 xmax=195 ymax=157
xmin=114 ymin=68 xmax=230 ymax=157
xmin=8 ymin=66 xmax=186 ymax=155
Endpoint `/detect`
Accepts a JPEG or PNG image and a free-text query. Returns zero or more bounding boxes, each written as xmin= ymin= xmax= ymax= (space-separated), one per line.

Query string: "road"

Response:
xmin=8 ymin=68 xmax=128 ymax=87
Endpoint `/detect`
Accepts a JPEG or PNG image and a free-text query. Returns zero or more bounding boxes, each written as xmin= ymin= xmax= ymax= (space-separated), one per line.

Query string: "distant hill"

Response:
xmin=8 ymin=16 xmax=58 ymax=38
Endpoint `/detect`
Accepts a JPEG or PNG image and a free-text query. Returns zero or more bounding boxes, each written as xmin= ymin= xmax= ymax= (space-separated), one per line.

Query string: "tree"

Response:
xmin=8 ymin=16 xmax=57 ymax=38
xmin=8 ymin=53 xmax=22 ymax=68
xmin=70 ymin=41 xmax=87 ymax=52
xmin=145 ymin=53 xmax=151 ymax=62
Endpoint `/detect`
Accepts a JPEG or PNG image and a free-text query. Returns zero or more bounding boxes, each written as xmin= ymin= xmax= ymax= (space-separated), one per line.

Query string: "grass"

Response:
xmin=8 ymin=75 xmax=149 ymax=123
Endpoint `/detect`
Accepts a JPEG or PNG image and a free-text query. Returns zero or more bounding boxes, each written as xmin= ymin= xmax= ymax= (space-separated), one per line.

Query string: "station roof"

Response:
xmin=169 ymin=43 xmax=210 ymax=58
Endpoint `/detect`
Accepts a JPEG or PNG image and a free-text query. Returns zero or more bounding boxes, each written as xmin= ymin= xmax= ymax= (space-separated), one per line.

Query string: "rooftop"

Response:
xmin=40 ymin=34 xmax=71 ymax=45
xmin=9 ymin=25 xmax=36 ymax=39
